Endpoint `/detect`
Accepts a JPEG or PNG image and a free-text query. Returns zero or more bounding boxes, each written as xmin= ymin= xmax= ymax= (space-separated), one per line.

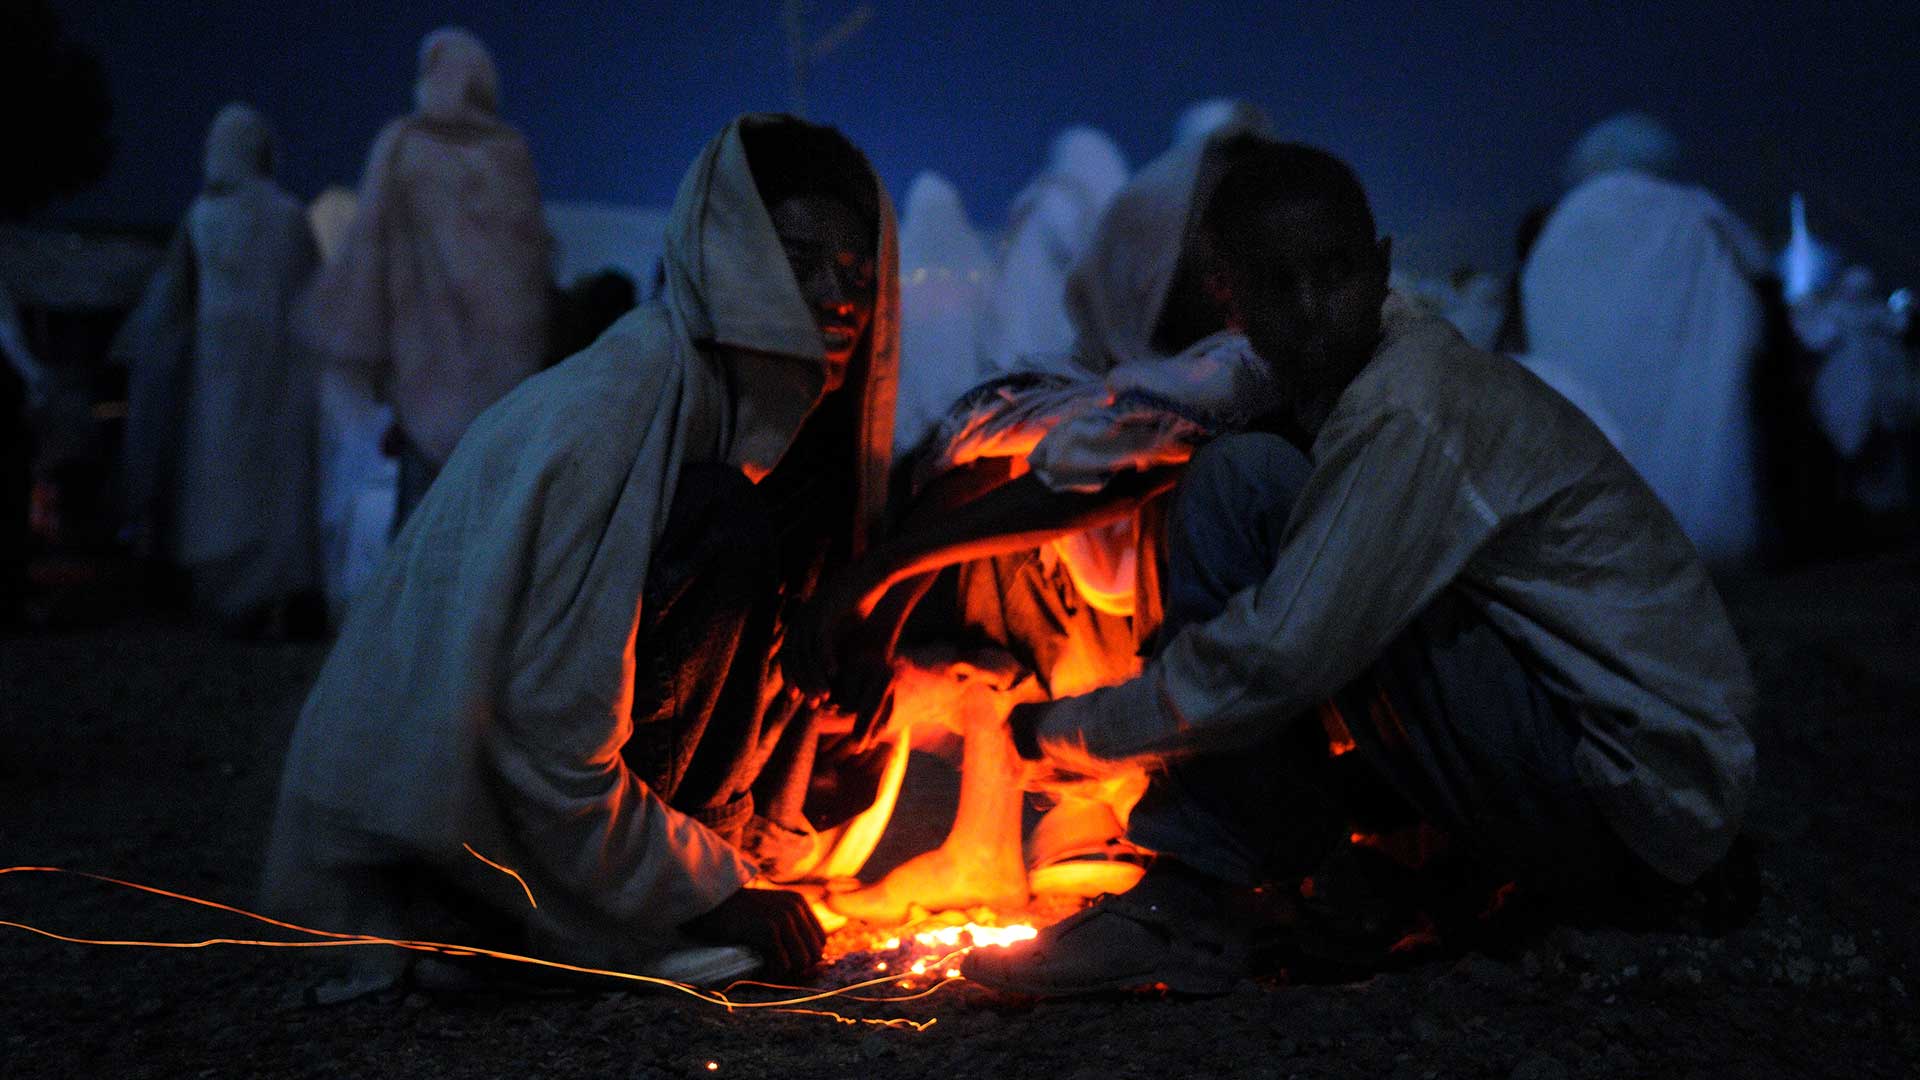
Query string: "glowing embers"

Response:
xmin=816 ymin=903 xmax=1067 ymax=991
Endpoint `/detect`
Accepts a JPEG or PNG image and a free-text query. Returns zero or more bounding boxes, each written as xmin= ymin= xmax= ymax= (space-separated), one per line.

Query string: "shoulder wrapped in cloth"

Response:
xmin=263 ymin=115 xmax=897 ymax=969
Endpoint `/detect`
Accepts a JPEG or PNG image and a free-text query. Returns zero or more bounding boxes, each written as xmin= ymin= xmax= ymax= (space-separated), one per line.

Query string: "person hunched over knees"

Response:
xmin=965 ymin=135 xmax=1757 ymax=996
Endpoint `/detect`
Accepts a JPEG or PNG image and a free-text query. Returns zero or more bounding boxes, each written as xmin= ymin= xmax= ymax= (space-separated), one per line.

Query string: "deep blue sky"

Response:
xmin=53 ymin=1 xmax=1920 ymax=281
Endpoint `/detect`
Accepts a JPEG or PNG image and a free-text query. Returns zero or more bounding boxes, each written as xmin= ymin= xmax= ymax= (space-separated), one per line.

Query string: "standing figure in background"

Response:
xmin=304 ymin=27 xmax=551 ymax=531
xmin=1521 ymin=113 xmax=1772 ymax=564
xmin=979 ymin=126 xmax=1127 ymax=377
xmin=1793 ymin=265 xmax=1920 ymax=521
xmin=115 ymin=103 xmax=321 ymax=634
xmin=893 ymin=171 xmax=994 ymax=462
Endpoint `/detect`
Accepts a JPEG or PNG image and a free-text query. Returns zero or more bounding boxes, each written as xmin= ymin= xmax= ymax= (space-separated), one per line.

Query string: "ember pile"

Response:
xmin=814 ymin=896 xmax=1085 ymax=988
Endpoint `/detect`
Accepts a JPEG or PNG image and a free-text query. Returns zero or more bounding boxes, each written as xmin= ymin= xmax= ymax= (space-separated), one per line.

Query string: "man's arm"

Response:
xmin=1026 ymin=410 xmax=1504 ymax=768
xmin=787 ymin=462 xmax=1180 ymax=700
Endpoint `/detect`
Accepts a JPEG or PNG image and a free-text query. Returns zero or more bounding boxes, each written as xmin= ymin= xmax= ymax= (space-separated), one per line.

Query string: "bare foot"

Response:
xmin=830 ymin=667 xmax=1036 ymax=924
xmin=826 ymin=842 xmax=1030 ymax=924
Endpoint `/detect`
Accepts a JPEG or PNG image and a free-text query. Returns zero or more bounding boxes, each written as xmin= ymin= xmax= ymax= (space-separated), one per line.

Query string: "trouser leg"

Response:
xmin=1123 ymin=432 xmax=1334 ymax=885
xmin=1123 ymin=432 xmax=1616 ymax=897
xmin=1348 ymin=593 xmax=1621 ymax=900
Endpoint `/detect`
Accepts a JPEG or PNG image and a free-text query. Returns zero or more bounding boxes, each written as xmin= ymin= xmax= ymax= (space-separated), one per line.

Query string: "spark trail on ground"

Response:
xmin=0 ymin=864 xmax=1009 ymax=1031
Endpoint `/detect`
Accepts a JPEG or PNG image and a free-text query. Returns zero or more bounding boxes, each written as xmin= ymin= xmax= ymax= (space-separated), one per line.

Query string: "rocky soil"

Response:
xmin=3 ymin=550 xmax=1916 ymax=1079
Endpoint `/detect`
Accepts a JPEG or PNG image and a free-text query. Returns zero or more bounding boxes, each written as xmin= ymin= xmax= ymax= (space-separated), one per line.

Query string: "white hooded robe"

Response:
xmin=262 ymin=115 xmax=898 ymax=971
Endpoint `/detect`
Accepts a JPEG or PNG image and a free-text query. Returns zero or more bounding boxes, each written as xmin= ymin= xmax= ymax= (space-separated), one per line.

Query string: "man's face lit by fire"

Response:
xmin=771 ymin=194 xmax=877 ymax=394
xmin=1225 ymin=197 xmax=1391 ymax=407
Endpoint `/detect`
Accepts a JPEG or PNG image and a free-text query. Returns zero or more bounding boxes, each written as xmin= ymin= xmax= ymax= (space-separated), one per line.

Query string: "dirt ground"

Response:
xmin=3 ymin=550 xmax=1917 ymax=1079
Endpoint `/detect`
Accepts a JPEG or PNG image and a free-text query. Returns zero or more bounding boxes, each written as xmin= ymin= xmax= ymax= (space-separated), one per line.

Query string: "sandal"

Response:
xmin=964 ymin=862 xmax=1250 ymax=996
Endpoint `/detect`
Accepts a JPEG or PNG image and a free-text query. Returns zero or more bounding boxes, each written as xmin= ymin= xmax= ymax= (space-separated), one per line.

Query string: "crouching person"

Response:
xmin=262 ymin=115 xmax=900 ymax=997
xmin=965 ymin=137 xmax=1757 ymax=996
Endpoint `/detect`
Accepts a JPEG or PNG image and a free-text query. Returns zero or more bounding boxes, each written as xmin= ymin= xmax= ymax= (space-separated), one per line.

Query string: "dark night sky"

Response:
xmin=51 ymin=1 xmax=1920 ymax=282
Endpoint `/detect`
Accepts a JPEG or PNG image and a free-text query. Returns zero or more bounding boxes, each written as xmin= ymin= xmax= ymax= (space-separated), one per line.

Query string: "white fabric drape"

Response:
xmin=301 ymin=28 xmax=551 ymax=468
xmin=1521 ymin=169 xmax=1770 ymax=562
xmin=114 ymin=103 xmax=321 ymax=619
xmin=894 ymin=171 xmax=994 ymax=460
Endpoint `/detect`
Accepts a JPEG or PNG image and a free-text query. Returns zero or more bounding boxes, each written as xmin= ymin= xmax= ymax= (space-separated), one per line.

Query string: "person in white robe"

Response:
xmin=263 ymin=114 xmax=899 ymax=992
xmin=1521 ymin=115 xmax=1772 ymax=563
xmin=114 ymin=103 xmax=321 ymax=629
xmin=302 ymin=27 xmax=551 ymax=530
xmin=1793 ymin=265 xmax=1919 ymax=513
xmin=978 ymin=126 xmax=1128 ymax=377
xmin=893 ymin=171 xmax=994 ymax=462
xmin=304 ymin=186 xmax=399 ymax=622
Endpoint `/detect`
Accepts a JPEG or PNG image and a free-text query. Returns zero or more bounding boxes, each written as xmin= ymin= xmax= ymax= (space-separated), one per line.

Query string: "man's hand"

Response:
xmin=1006 ymin=692 xmax=1133 ymax=788
xmin=682 ymin=886 xmax=826 ymax=979
xmin=781 ymin=564 xmax=887 ymax=700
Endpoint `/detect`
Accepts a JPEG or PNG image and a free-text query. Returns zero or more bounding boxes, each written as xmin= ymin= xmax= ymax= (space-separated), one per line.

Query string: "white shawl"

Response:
xmin=264 ymin=115 xmax=899 ymax=964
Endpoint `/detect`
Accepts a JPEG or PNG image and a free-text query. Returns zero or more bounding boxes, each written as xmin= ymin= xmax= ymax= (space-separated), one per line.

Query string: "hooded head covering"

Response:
xmin=202 ymin=102 xmax=274 ymax=190
xmin=1048 ymin=127 xmax=1130 ymax=214
xmin=413 ymin=27 xmax=500 ymax=123
xmin=900 ymin=171 xmax=988 ymax=273
xmin=1060 ymin=122 xmax=1260 ymax=375
xmin=1563 ymin=112 xmax=1682 ymax=189
xmin=267 ymin=115 xmax=900 ymax=963
xmin=661 ymin=114 xmax=899 ymax=527
xmin=1174 ymin=98 xmax=1273 ymax=146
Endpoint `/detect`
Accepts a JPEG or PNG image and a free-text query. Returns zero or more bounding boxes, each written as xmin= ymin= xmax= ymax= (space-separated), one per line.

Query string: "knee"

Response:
xmin=1175 ymin=432 xmax=1310 ymax=534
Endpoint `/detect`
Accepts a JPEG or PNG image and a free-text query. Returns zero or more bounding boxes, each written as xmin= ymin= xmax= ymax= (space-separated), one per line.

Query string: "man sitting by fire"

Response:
xmin=262 ymin=114 xmax=903 ymax=996
xmin=810 ymin=134 xmax=1760 ymax=995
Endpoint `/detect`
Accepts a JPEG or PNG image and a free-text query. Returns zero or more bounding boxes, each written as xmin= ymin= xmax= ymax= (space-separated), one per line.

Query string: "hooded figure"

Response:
xmin=979 ymin=126 xmax=1129 ymax=377
xmin=304 ymin=186 xmax=400 ymax=620
xmin=114 ymin=102 xmax=321 ymax=625
xmin=263 ymin=115 xmax=898 ymax=983
xmin=893 ymin=171 xmax=994 ymax=461
xmin=1173 ymin=97 xmax=1273 ymax=147
xmin=929 ymin=116 xmax=1280 ymax=639
xmin=1562 ymin=111 xmax=1682 ymax=190
xmin=1522 ymin=121 xmax=1771 ymax=562
xmin=303 ymin=27 xmax=551 ymax=525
